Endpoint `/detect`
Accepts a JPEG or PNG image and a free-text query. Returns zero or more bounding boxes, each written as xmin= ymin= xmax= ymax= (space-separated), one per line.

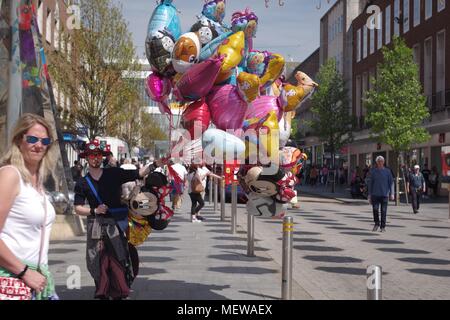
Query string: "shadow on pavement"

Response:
xmin=362 ymin=239 xmax=404 ymax=245
xmin=213 ymin=244 xmax=270 ymax=252
xmin=407 ymin=269 xmax=450 ymax=277
xmin=139 ymin=256 xmax=175 ymax=263
xmin=398 ymin=257 xmax=450 ymax=265
xmin=303 ymin=255 xmax=363 ymax=263
xmin=315 ymin=267 xmax=389 ymax=276
xmin=409 ymin=234 xmax=448 ymax=239
xmin=48 ymin=248 xmax=78 ymax=254
xmin=208 ymin=266 xmax=278 ymax=275
xmin=208 ymin=253 xmax=272 ymax=262
xmin=239 ymin=290 xmax=280 ymax=300
xmin=377 ymin=248 xmax=431 ymax=254
xmin=131 ymin=279 xmax=231 ymax=300
xmin=138 ymin=246 xmax=179 ymax=252
xmin=294 ymin=245 xmax=344 ymax=252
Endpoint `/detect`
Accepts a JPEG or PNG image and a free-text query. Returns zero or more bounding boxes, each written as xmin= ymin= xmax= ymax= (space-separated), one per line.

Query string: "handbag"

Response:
xmin=0 ymin=192 xmax=49 ymax=300
xmin=192 ymin=173 xmax=205 ymax=193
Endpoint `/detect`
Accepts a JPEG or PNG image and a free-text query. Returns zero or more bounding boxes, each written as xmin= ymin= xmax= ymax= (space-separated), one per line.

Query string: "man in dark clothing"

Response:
xmin=74 ymin=140 xmax=151 ymax=300
xmin=368 ymin=156 xmax=394 ymax=233
xmin=407 ymin=165 xmax=426 ymax=214
xmin=421 ymin=164 xmax=431 ymax=197
xmin=71 ymin=160 xmax=83 ymax=181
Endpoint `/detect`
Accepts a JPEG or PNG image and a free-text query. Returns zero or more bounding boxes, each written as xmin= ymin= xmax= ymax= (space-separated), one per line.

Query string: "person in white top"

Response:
xmin=168 ymin=160 xmax=188 ymax=210
xmin=0 ymin=114 xmax=57 ymax=300
xmin=187 ymin=163 xmax=221 ymax=223
xmin=120 ymin=158 xmax=138 ymax=201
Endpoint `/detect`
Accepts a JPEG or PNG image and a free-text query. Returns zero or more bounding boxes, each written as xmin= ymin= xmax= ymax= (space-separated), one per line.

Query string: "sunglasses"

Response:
xmin=88 ymin=153 xmax=103 ymax=159
xmin=25 ymin=135 xmax=52 ymax=146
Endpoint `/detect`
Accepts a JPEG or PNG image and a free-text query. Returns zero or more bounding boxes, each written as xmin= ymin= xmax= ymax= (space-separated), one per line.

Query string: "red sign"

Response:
xmin=224 ymin=161 xmax=240 ymax=185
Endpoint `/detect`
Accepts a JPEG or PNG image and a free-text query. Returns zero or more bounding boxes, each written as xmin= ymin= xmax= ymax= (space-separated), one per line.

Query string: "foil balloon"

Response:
xmin=181 ymin=99 xmax=211 ymax=139
xmin=146 ymin=0 xmax=181 ymax=40
xmin=206 ymin=85 xmax=247 ymax=130
xmin=127 ymin=212 xmax=152 ymax=247
xmin=245 ymin=95 xmax=282 ymax=122
xmin=279 ymin=84 xmax=305 ymax=112
xmin=190 ymin=19 xmax=219 ymax=46
xmin=202 ymin=128 xmax=246 ymax=160
xmin=202 ymin=0 xmax=226 ymax=24
xmin=246 ymin=194 xmax=288 ymax=218
xmin=259 ymin=54 xmax=285 ymax=91
xmin=279 ymin=115 xmax=292 ymax=148
xmin=145 ymin=30 xmax=176 ymax=76
xmin=237 ymin=72 xmax=260 ymax=103
xmin=173 ymin=57 xmax=223 ymax=102
xmin=199 ymin=31 xmax=232 ymax=62
xmin=146 ymin=73 xmax=172 ymax=103
xmin=246 ymin=51 xmax=267 ymax=77
xmin=214 ymin=31 xmax=245 ymax=84
xmin=243 ymin=111 xmax=280 ymax=158
xmin=172 ymin=32 xmax=201 ymax=74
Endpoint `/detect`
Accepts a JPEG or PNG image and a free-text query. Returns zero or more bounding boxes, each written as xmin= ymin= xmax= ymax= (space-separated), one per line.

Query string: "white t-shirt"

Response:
xmin=0 ymin=166 xmax=56 ymax=266
xmin=187 ymin=167 xmax=210 ymax=193
xmin=120 ymin=163 xmax=137 ymax=200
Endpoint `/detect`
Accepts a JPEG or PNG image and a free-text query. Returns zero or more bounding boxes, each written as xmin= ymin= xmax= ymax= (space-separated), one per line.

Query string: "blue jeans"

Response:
xmin=371 ymin=196 xmax=388 ymax=228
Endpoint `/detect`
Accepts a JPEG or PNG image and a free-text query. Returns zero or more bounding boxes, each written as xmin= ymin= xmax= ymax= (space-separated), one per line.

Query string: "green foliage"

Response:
xmin=309 ymin=58 xmax=353 ymax=159
xmin=48 ymin=0 xmax=140 ymax=140
xmin=365 ymin=37 xmax=430 ymax=153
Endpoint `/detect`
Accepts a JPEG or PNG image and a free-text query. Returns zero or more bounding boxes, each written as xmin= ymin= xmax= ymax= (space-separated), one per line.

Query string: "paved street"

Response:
xmin=49 ymin=192 xmax=450 ymax=300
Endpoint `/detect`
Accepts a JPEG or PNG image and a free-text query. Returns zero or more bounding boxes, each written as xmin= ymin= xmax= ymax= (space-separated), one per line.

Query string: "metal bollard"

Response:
xmin=282 ymin=216 xmax=294 ymax=300
xmin=367 ymin=265 xmax=382 ymax=300
xmin=214 ymin=178 xmax=218 ymax=212
xmin=220 ymin=178 xmax=226 ymax=221
xmin=247 ymin=213 xmax=255 ymax=257
xmin=208 ymin=177 xmax=213 ymax=203
xmin=231 ymin=181 xmax=237 ymax=234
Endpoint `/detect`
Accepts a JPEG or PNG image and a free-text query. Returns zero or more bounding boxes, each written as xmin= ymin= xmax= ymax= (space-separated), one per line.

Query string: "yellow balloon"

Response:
xmin=271 ymin=82 xmax=282 ymax=97
xmin=215 ymin=31 xmax=245 ymax=84
xmin=128 ymin=212 xmax=152 ymax=247
xmin=259 ymin=54 xmax=285 ymax=90
xmin=237 ymin=72 xmax=260 ymax=103
xmin=282 ymin=84 xmax=306 ymax=112
xmin=244 ymin=110 xmax=280 ymax=159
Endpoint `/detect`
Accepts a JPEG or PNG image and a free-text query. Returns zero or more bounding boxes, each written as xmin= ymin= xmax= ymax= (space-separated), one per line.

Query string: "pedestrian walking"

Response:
xmin=421 ymin=164 xmax=431 ymax=198
xmin=0 ymin=114 xmax=58 ymax=300
xmin=168 ymin=159 xmax=188 ymax=210
xmin=74 ymin=140 xmax=152 ymax=300
xmin=407 ymin=165 xmax=426 ymax=214
xmin=310 ymin=165 xmax=318 ymax=186
xmin=187 ymin=163 xmax=221 ymax=223
xmin=71 ymin=160 xmax=83 ymax=182
xmin=428 ymin=166 xmax=440 ymax=198
xmin=368 ymin=156 xmax=394 ymax=233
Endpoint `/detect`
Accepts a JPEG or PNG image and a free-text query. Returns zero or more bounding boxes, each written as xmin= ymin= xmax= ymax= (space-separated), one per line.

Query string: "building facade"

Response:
xmin=351 ymin=0 xmax=449 ymax=194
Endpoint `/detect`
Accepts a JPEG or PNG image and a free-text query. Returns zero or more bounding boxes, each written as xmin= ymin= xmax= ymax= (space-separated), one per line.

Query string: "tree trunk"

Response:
xmin=396 ymin=152 xmax=400 ymax=206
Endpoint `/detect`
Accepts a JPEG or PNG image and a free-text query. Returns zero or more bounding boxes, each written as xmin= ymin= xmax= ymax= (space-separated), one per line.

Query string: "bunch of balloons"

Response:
xmin=144 ymin=0 xmax=316 ymax=217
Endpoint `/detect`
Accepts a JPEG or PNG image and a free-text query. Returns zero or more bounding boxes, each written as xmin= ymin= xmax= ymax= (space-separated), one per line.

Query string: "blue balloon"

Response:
xmin=199 ymin=31 xmax=232 ymax=62
xmin=147 ymin=0 xmax=181 ymax=41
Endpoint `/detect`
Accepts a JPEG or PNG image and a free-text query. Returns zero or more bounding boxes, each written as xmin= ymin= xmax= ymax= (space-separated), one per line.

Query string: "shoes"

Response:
xmin=196 ymin=215 xmax=205 ymax=221
xmin=372 ymin=225 xmax=380 ymax=232
xmin=413 ymin=210 xmax=418 ymax=214
xmin=380 ymin=228 xmax=386 ymax=233
xmin=191 ymin=216 xmax=202 ymax=223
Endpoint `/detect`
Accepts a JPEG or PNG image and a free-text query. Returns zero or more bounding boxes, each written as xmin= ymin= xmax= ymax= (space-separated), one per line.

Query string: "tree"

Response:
xmin=309 ymin=58 xmax=353 ymax=192
xmin=365 ymin=36 xmax=430 ymax=205
xmin=48 ymin=0 xmax=140 ymax=140
xmin=139 ymin=111 xmax=168 ymax=153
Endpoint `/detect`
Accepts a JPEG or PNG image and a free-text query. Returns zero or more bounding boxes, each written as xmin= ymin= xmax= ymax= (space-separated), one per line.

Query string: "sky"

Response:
xmin=114 ymin=0 xmax=338 ymax=63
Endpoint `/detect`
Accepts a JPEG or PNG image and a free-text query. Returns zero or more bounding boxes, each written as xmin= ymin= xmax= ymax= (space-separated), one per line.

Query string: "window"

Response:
xmin=424 ymin=37 xmax=433 ymax=105
xmin=425 ymin=0 xmax=432 ymax=20
xmin=404 ymin=0 xmax=410 ymax=33
xmin=412 ymin=43 xmax=421 ymax=79
xmin=438 ymin=0 xmax=445 ymax=12
xmin=356 ymin=28 xmax=361 ymax=62
xmin=385 ymin=5 xmax=391 ymax=44
xmin=394 ymin=0 xmax=400 ymax=36
xmin=362 ymin=73 xmax=368 ymax=116
xmin=414 ymin=0 xmax=421 ymax=27
xmin=363 ymin=25 xmax=368 ymax=58
xmin=370 ymin=23 xmax=375 ymax=54
xmin=377 ymin=11 xmax=383 ymax=49
xmin=436 ymin=31 xmax=445 ymax=106
xmin=355 ymin=75 xmax=361 ymax=118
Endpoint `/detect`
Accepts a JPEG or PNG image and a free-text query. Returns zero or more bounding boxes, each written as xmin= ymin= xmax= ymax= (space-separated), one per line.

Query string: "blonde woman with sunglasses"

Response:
xmin=0 ymin=113 xmax=58 ymax=300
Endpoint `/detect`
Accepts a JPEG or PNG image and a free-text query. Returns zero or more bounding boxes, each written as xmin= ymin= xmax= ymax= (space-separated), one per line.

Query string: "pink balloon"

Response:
xmin=145 ymin=73 xmax=172 ymax=102
xmin=244 ymin=95 xmax=282 ymax=122
xmin=206 ymin=85 xmax=247 ymax=131
xmin=174 ymin=57 xmax=223 ymax=102
xmin=181 ymin=98 xmax=211 ymax=138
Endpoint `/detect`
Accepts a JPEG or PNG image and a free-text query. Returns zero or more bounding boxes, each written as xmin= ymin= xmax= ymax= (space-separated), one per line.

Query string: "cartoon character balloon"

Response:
xmin=172 ymin=32 xmax=202 ymax=74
